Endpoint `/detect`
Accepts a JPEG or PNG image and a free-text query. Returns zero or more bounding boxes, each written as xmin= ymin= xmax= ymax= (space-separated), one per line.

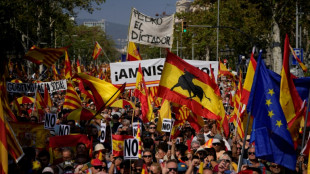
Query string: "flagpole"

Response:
xmin=237 ymin=111 xmax=251 ymax=172
xmin=301 ymin=90 xmax=310 ymax=150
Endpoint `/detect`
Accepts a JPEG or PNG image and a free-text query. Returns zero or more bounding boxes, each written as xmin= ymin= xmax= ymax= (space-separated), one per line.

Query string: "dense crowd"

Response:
xmin=5 ymin=64 xmax=309 ymax=174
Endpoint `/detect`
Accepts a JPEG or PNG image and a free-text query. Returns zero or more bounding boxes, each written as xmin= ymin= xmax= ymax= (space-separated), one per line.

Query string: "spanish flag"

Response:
xmin=63 ymin=81 xmax=82 ymax=110
xmin=280 ymin=35 xmax=305 ymax=144
xmin=110 ymin=99 xmax=135 ymax=109
xmin=92 ymin=41 xmax=102 ymax=60
xmin=241 ymin=47 xmax=257 ymax=105
xmin=64 ymin=51 xmax=72 ymax=79
xmin=74 ymin=73 xmax=125 ymax=113
xmin=219 ymin=60 xmax=234 ymax=77
xmin=44 ymin=85 xmax=53 ymax=108
xmin=156 ymin=99 xmax=171 ymax=133
xmin=158 ymin=50 xmax=224 ymax=120
xmin=134 ymin=64 xmax=153 ymax=123
xmin=127 ymin=42 xmax=142 ymax=61
xmin=112 ymin=135 xmax=133 ymax=157
xmin=24 ymin=45 xmax=67 ymax=68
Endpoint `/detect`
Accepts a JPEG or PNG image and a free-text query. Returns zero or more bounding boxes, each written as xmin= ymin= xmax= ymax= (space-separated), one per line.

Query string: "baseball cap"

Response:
xmin=178 ymin=162 xmax=187 ymax=172
xmin=94 ymin=143 xmax=105 ymax=152
xmin=42 ymin=167 xmax=54 ymax=174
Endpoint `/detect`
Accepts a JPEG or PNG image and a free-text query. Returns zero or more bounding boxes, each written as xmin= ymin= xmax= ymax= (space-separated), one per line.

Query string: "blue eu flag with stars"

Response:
xmin=247 ymin=55 xmax=296 ymax=170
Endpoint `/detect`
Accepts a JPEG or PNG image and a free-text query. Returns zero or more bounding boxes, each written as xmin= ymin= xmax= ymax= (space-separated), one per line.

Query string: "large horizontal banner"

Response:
xmin=7 ymin=79 xmax=67 ymax=93
xmin=128 ymin=8 xmax=174 ymax=48
xmin=110 ymin=58 xmax=218 ymax=89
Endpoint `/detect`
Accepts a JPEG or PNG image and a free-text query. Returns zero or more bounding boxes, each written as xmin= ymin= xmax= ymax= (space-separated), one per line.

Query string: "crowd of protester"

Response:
xmin=5 ymin=64 xmax=309 ymax=174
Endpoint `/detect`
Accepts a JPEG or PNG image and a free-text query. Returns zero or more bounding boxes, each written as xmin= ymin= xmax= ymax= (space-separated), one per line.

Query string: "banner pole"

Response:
xmin=237 ymin=111 xmax=251 ymax=172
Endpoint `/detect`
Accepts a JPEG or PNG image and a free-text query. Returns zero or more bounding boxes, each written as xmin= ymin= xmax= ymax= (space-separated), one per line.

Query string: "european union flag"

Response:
xmin=247 ymin=55 xmax=296 ymax=170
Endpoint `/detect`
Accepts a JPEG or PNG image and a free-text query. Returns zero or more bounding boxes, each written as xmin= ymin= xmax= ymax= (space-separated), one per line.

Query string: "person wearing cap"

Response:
xmin=93 ymin=143 xmax=106 ymax=162
xmin=42 ymin=167 xmax=54 ymax=174
xmin=212 ymin=138 xmax=225 ymax=160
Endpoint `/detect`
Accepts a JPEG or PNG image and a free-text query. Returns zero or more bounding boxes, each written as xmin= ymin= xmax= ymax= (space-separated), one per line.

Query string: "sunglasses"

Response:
xmin=248 ymin=152 xmax=255 ymax=155
xmin=237 ymin=147 xmax=242 ymax=150
xmin=270 ymin=164 xmax=279 ymax=168
xmin=168 ymin=168 xmax=178 ymax=172
xmin=221 ymin=159 xmax=231 ymax=163
xmin=149 ymin=127 xmax=156 ymax=129
xmin=143 ymin=155 xmax=152 ymax=158
xmin=135 ymin=169 xmax=142 ymax=172
xmin=213 ymin=143 xmax=220 ymax=146
xmin=94 ymin=166 xmax=103 ymax=170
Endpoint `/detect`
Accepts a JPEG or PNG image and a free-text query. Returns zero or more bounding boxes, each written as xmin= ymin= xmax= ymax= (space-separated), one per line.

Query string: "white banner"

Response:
xmin=110 ymin=59 xmax=218 ymax=89
xmin=128 ymin=8 xmax=174 ymax=48
xmin=124 ymin=138 xmax=139 ymax=160
xmin=44 ymin=113 xmax=57 ymax=130
xmin=7 ymin=79 xmax=67 ymax=93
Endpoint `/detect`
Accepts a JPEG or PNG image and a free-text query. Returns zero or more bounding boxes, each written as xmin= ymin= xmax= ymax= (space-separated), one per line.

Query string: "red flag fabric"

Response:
xmin=49 ymin=134 xmax=91 ymax=148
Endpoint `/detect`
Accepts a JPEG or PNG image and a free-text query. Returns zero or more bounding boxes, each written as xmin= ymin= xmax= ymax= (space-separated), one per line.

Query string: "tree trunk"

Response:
xmin=271 ymin=14 xmax=282 ymax=74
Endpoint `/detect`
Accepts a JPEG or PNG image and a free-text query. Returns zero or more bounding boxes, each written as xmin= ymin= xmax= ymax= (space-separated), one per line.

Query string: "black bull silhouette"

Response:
xmin=170 ymin=70 xmax=211 ymax=102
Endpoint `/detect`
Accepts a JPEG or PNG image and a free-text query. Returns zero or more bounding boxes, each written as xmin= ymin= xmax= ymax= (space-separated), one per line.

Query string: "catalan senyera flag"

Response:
xmin=241 ymin=47 xmax=257 ymax=105
xmin=76 ymin=59 xmax=81 ymax=73
xmin=64 ymin=51 xmax=72 ymax=79
xmin=92 ymin=41 xmax=102 ymax=60
xmin=289 ymin=44 xmax=307 ymax=72
xmin=63 ymin=81 xmax=82 ymax=110
xmin=44 ymin=85 xmax=53 ymax=108
xmin=35 ymin=90 xmax=47 ymax=115
xmin=127 ymin=42 xmax=142 ymax=61
xmin=156 ymin=99 xmax=171 ymax=133
xmin=52 ymin=64 xmax=59 ymax=80
xmin=24 ymin=45 xmax=67 ymax=68
xmin=74 ymin=73 xmax=125 ymax=113
xmin=230 ymin=71 xmax=245 ymax=139
xmin=0 ymin=81 xmax=18 ymax=122
xmin=158 ymin=50 xmax=224 ymax=120
xmin=12 ymin=97 xmax=22 ymax=116
xmin=280 ymin=35 xmax=305 ymax=144
xmin=5 ymin=120 xmax=24 ymax=163
xmin=134 ymin=64 xmax=153 ymax=123
xmin=112 ymin=135 xmax=133 ymax=157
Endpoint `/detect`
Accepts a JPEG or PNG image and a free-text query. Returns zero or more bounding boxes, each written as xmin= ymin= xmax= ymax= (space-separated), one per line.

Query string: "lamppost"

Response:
xmin=220 ymin=45 xmax=234 ymax=67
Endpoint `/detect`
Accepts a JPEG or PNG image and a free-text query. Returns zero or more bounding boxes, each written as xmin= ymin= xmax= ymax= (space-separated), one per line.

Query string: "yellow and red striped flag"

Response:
xmin=219 ymin=60 xmax=234 ymax=77
xmin=12 ymin=97 xmax=22 ymax=116
xmin=280 ymin=35 xmax=305 ymax=144
xmin=64 ymin=51 xmax=72 ymax=79
xmin=156 ymin=99 xmax=171 ymax=133
xmin=134 ymin=64 xmax=153 ymax=123
xmin=76 ymin=59 xmax=81 ymax=73
xmin=109 ymin=99 xmax=135 ymax=109
xmin=63 ymin=81 xmax=82 ymax=110
xmin=289 ymin=44 xmax=307 ymax=72
xmin=52 ymin=64 xmax=59 ymax=80
xmin=92 ymin=41 xmax=102 ymax=60
xmin=24 ymin=45 xmax=67 ymax=68
xmin=44 ymin=85 xmax=53 ymax=108
xmin=127 ymin=42 xmax=142 ymax=61
xmin=34 ymin=90 xmax=47 ymax=116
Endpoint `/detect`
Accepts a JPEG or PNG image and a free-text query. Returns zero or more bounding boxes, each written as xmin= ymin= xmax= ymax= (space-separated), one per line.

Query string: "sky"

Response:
xmin=76 ymin=0 xmax=180 ymax=25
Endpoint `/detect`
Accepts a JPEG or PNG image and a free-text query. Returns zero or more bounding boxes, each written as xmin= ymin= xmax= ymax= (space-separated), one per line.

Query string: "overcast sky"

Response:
xmin=76 ymin=0 xmax=180 ymax=25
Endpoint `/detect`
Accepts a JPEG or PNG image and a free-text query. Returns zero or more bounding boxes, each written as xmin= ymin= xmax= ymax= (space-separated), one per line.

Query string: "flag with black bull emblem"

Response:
xmin=158 ymin=50 xmax=224 ymax=120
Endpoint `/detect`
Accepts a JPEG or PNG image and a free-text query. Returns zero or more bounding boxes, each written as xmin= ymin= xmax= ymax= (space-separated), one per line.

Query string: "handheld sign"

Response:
xmin=55 ymin=124 xmax=70 ymax=136
xmin=44 ymin=113 xmax=57 ymax=130
xmin=161 ymin=118 xmax=172 ymax=132
xmin=132 ymin=122 xmax=142 ymax=137
xmin=124 ymin=138 xmax=139 ymax=160
xmin=100 ymin=123 xmax=106 ymax=143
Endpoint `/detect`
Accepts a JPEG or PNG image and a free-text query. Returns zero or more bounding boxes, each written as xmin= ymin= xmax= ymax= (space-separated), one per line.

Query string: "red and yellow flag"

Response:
xmin=0 ymin=98 xmax=9 ymax=174
xmin=109 ymin=99 xmax=135 ymax=109
xmin=44 ymin=85 xmax=53 ymax=108
xmin=63 ymin=81 xmax=82 ymax=110
xmin=66 ymin=108 xmax=102 ymax=120
xmin=74 ymin=73 xmax=125 ymax=113
xmin=136 ymin=122 xmax=142 ymax=158
xmin=134 ymin=64 xmax=153 ymax=123
xmin=52 ymin=64 xmax=59 ymax=80
xmin=24 ymin=45 xmax=67 ymax=68
xmin=112 ymin=135 xmax=133 ymax=157
xmin=158 ymin=50 xmax=224 ymax=120
xmin=280 ymin=35 xmax=305 ymax=144
xmin=187 ymin=111 xmax=205 ymax=133
xmin=289 ymin=44 xmax=307 ymax=72
xmin=76 ymin=59 xmax=81 ymax=73
xmin=241 ymin=47 xmax=257 ymax=105
xmin=127 ymin=42 xmax=142 ymax=61
xmin=92 ymin=41 xmax=102 ymax=60
xmin=64 ymin=51 xmax=72 ymax=79
xmin=219 ymin=60 xmax=234 ymax=77
xmin=35 ymin=90 xmax=47 ymax=115
xmin=156 ymin=99 xmax=171 ymax=133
